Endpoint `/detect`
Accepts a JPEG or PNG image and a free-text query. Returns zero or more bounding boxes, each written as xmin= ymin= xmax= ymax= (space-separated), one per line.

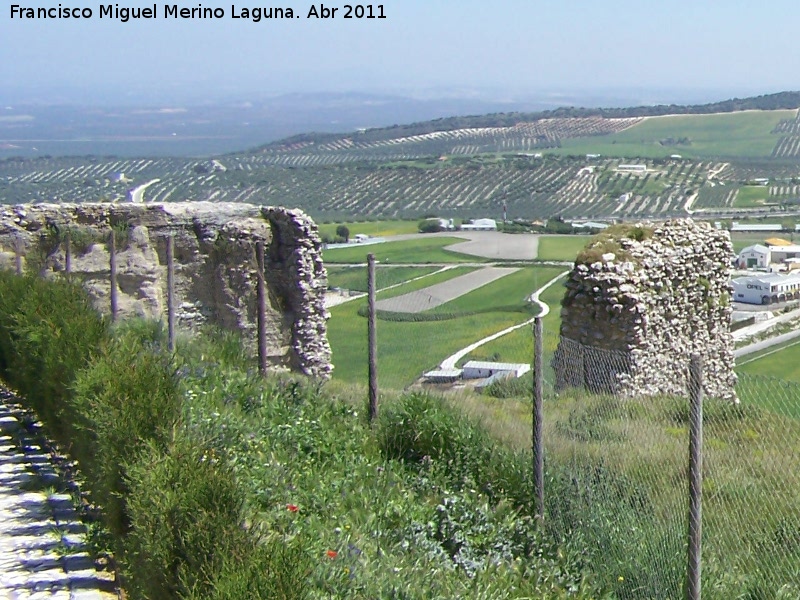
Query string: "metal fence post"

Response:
xmin=166 ymin=234 xmax=176 ymax=353
xmin=109 ymin=230 xmax=118 ymax=321
xmin=687 ymin=354 xmax=704 ymax=600
xmin=367 ymin=253 xmax=378 ymax=424
xmin=256 ymin=240 xmax=268 ymax=377
xmin=533 ymin=316 xmax=544 ymax=521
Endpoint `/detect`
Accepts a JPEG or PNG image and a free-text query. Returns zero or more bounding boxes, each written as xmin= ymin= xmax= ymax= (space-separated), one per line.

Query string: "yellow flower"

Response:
xmin=618 ymin=576 xmax=624 ymax=582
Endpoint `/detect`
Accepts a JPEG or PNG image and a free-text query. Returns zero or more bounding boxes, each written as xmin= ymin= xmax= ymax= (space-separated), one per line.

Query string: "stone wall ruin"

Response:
xmin=0 ymin=202 xmax=331 ymax=379
xmin=553 ymin=219 xmax=737 ymax=401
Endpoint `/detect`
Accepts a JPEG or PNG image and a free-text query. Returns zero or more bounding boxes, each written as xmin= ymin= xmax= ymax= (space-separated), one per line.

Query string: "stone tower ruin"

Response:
xmin=553 ymin=219 xmax=737 ymax=401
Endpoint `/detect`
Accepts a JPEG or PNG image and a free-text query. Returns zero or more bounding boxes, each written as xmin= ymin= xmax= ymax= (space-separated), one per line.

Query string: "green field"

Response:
xmin=430 ymin=267 xmax=559 ymax=314
xmin=736 ymin=338 xmax=800 ymax=382
xmin=323 ymin=237 xmax=484 ymax=264
xmin=326 ymin=266 xmax=439 ymax=292
xmin=318 ymin=220 xmax=420 ymax=238
xmin=557 ymin=110 xmax=794 ymax=159
xmin=377 ymin=266 xmax=478 ymax=300
xmin=536 ymin=235 xmax=590 ymax=261
xmin=464 ymin=270 xmax=568 ymax=364
xmin=733 ymin=185 xmax=775 ymax=208
xmin=327 ymin=266 xmax=564 ymax=388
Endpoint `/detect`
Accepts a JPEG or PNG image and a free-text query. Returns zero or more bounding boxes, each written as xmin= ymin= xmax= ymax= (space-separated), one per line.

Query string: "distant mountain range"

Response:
xmin=2 ymin=90 xmax=797 ymax=159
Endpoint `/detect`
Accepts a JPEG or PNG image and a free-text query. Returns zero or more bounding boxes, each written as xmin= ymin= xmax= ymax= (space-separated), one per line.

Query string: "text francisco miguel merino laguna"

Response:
xmin=9 ymin=3 xmax=387 ymax=21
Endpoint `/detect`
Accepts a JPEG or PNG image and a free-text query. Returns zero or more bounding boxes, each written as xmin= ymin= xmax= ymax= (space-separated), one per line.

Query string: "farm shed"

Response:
xmin=768 ymin=244 xmax=800 ymax=263
xmin=617 ymin=164 xmax=647 ymax=173
xmin=474 ymin=370 xmax=515 ymax=392
xmin=462 ymin=361 xmax=530 ymax=380
xmin=423 ymin=369 xmax=462 ymax=383
xmin=573 ymin=221 xmax=609 ymax=231
xmin=731 ymin=273 xmax=800 ymax=304
xmin=731 ymin=222 xmax=782 ymax=232
xmin=737 ymin=244 xmax=771 ymax=269
xmin=461 ymin=219 xmax=497 ymax=231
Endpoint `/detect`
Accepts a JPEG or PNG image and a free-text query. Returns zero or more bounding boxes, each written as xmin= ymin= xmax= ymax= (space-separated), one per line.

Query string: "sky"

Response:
xmin=2 ymin=0 xmax=799 ymax=104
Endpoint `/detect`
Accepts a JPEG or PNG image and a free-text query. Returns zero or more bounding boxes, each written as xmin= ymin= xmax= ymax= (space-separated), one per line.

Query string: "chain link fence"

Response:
xmin=540 ymin=330 xmax=800 ymax=599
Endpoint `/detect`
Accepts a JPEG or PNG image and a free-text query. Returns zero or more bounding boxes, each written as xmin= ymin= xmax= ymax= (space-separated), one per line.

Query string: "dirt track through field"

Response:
xmin=375 ymin=267 xmax=518 ymax=313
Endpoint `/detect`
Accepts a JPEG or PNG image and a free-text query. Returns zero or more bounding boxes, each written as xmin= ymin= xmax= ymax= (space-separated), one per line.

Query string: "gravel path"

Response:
xmin=0 ymin=388 xmax=117 ymax=600
xmin=375 ymin=267 xmax=518 ymax=313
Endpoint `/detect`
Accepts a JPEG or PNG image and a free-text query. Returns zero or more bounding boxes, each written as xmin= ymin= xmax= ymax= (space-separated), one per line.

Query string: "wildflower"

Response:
xmin=326 ymin=550 xmax=338 ymax=559
xmin=286 ymin=504 xmax=299 ymax=512
xmin=618 ymin=576 xmax=624 ymax=582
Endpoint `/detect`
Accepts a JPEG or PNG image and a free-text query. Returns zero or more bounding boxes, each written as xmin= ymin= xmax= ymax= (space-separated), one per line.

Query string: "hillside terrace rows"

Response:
xmin=1 ymin=153 xmax=799 ymax=220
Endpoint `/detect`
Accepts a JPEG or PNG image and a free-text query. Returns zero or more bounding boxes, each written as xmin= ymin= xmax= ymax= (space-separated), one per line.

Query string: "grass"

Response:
xmin=6 ymin=269 xmax=800 ymax=598
xmin=536 ymin=235 xmax=590 ymax=262
xmin=430 ymin=267 xmax=563 ymax=314
xmin=736 ymin=338 xmax=800 ymax=382
xmin=463 ymin=272 xmax=567 ymax=364
xmin=323 ymin=237 xmax=484 ymax=264
xmin=376 ymin=266 xmax=478 ymax=300
xmin=328 ymin=266 xmax=564 ymax=388
xmin=318 ymin=220 xmax=420 ymax=238
xmin=556 ymin=110 xmax=794 ymax=159
xmin=328 ymin=300 xmax=526 ymax=388
xmin=733 ymin=185 xmax=775 ymax=208
xmin=326 ymin=266 xmax=438 ymax=292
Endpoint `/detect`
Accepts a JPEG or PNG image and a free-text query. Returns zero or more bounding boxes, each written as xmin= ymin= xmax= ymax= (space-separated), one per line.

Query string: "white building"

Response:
xmin=572 ymin=221 xmax=609 ymax=231
xmin=462 ymin=361 xmax=530 ymax=379
xmin=769 ymin=244 xmax=800 ymax=263
xmin=460 ymin=218 xmax=497 ymax=231
xmin=737 ymin=244 xmax=771 ymax=269
xmin=732 ymin=273 xmax=800 ymax=305
xmin=617 ymin=164 xmax=647 ymax=173
xmin=423 ymin=368 xmax=462 ymax=383
xmin=731 ymin=222 xmax=782 ymax=232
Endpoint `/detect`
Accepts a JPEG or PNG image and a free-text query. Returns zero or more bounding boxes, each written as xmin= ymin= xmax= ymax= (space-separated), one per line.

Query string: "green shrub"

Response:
xmin=70 ymin=328 xmax=181 ymax=536
xmin=192 ymin=539 xmax=310 ymax=600
xmin=378 ymin=393 xmax=531 ymax=507
xmin=0 ymin=272 xmax=107 ymax=442
xmin=124 ymin=435 xmax=251 ymax=599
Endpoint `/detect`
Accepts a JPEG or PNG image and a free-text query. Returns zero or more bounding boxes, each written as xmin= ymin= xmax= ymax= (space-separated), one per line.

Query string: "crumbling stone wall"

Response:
xmin=0 ymin=202 xmax=331 ymax=379
xmin=553 ymin=219 xmax=737 ymax=401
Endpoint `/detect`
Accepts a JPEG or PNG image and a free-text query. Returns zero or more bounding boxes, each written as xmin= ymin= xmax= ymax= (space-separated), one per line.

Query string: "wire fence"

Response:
xmin=348 ymin=254 xmax=800 ymax=598
xmin=538 ymin=330 xmax=800 ymax=599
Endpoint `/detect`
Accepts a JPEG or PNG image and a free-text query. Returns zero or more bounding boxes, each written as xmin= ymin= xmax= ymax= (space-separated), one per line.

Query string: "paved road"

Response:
xmin=438 ymin=270 xmax=569 ymax=370
xmin=0 ymin=388 xmax=117 ymax=600
xmin=735 ymin=327 xmax=800 ymax=359
xmin=129 ymin=179 xmax=160 ymax=204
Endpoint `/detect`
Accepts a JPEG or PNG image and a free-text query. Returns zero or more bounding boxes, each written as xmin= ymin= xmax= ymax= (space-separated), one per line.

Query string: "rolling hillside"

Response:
xmin=3 ymin=92 xmax=800 ymax=220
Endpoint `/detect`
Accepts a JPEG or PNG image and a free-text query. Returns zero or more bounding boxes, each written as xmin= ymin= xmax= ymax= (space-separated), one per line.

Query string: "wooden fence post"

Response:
xmin=687 ymin=354 xmax=704 ymax=600
xmin=256 ymin=240 xmax=268 ymax=377
xmin=14 ymin=239 xmax=22 ymax=275
xmin=109 ymin=229 xmax=118 ymax=322
xmin=64 ymin=230 xmax=72 ymax=279
xmin=367 ymin=253 xmax=378 ymax=424
xmin=533 ymin=316 xmax=544 ymax=521
xmin=166 ymin=234 xmax=176 ymax=353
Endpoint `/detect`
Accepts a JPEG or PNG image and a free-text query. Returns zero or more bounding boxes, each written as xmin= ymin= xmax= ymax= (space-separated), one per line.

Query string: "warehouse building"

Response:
xmin=731 ymin=273 xmax=800 ymax=305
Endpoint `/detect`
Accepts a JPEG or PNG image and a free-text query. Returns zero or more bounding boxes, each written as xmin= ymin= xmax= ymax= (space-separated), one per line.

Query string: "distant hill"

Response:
xmin=258 ymin=91 xmax=800 ymax=150
xmin=4 ymin=91 xmax=800 ymax=222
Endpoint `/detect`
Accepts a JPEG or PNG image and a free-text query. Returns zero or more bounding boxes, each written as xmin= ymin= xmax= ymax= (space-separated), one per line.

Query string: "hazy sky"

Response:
xmin=2 ymin=0 xmax=799 ymax=103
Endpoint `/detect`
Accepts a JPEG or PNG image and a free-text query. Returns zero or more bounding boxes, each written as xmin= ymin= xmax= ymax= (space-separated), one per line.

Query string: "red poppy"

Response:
xmin=326 ymin=550 xmax=338 ymax=559
xmin=286 ymin=504 xmax=299 ymax=512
